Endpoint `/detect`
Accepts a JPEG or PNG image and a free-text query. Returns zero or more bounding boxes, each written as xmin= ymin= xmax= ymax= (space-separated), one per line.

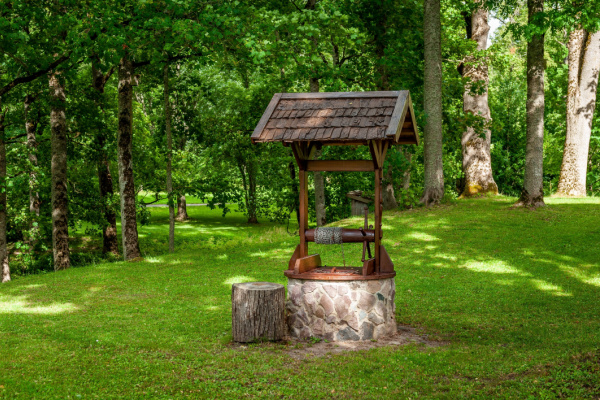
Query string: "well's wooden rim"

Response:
xmin=284 ymin=268 xmax=395 ymax=281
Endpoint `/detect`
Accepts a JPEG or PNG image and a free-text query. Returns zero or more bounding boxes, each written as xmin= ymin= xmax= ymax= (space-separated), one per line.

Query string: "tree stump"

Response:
xmin=231 ymin=282 xmax=285 ymax=343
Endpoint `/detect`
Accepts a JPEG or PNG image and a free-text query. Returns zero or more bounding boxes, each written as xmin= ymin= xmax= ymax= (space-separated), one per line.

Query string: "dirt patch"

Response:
xmin=230 ymin=325 xmax=448 ymax=359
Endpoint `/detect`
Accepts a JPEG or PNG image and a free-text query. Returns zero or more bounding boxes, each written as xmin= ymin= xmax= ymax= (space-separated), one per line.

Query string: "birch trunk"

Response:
xmin=164 ymin=64 xmax=175 ymax=253
xmin=421 ymin=0 xmax=444 ymax=206
xmin=49 ymin=71 xmax=70 ymax=270
xmin=557 ymin=30 xmax=600 ymax=196
xmin=460 ymin=6 xmax=498 ymax=197
xmin=0 ymin=109 xmax=9 ymax=282
xmin=117 ymin=56 xmax=141 ymax=260
xmin=517 ymin=0 xmax=545 ymax=207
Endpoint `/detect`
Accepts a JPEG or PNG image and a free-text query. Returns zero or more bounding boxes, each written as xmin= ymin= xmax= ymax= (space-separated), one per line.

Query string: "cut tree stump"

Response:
xmin=231 ymin=282 xmax=285 ymax=343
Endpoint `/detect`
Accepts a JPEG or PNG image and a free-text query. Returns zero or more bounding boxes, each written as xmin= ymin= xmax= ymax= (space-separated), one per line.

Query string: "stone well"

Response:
xmin=286 ymin=278 xmax=396 ymax=341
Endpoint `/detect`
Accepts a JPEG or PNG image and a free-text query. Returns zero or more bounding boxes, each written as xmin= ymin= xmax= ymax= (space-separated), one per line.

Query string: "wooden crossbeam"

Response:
xmin=305 ymin=160 xmax=374 ymax=172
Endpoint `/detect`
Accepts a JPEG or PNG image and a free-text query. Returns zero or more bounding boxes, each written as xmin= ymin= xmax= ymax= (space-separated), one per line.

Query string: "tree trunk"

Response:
xmin=460 ymin=5 xmax=498 ymax=197
xmin=231 ymin=282 xmax=285 ymax=343
xmin=49 ymin=71 xmax=70 ymax=270
xmin=239 ymin=162 xmax=259 ymax=224
xmin=24 ymin=95 xmax=40 ymax=246
xmin=117 ymin=56 xmax=141 ymax=260
xmin=516 ymin=0 xmax=545 ymax=207
xmin=92 ymin=63 xmax=119 ymax=256
xmin=421 ymin=0 xmax=444 ymax=206
xmin=557 ymin=30 xmax=600 ymax=196
xmin=382 ymin=162 xmax=398 ymax=210
xmin=176 ymin=195 xmax=188 ymax=221
xmin=0 ymin=109 xmax=9 ymax=283
xmin=402 ymin=150 xmax=412 ymax=190
xmin=309 ymin=78 xmax=327 ymax=225
xmin=164 ymin=64 xmax=175 ymax=253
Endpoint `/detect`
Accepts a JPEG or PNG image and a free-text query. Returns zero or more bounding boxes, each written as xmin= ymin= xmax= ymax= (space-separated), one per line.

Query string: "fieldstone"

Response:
xmin=350 ymin=291 xmax=358 ymax=301
xmin=358 ymin=310 xmax=367 ymax=322
xmin=320 ymin=293 xmax=335 ymax=316
xmin=380 ymin=279 xmax=391 ymax=294
xmin=312 ymin=318 xmax=324 ymax=335
xmin=358 ymin=292 xmax=376 ymax=312
xmin=297 ymin=308 xmax=309 ymax=324
xmin=374 ymin=300 xmax=388 ymax=321
xmin=305 ymin=292 xmax=316 ymax=306
xmin=326 ymin=314 xmax=336 ymax=324
xmin=289 ymin=285 xmax=302 ymax=306
xmin=376 ymin=292 xmax=385 ymax=302
xmin=298 ymin=327 xmax=311 ymax=340
xmin=373 ymin=324 xmax=387 ymax=340
xmin=367 ymin=281 xmax=381 ymax=293
xmin=334 ymin=295 xmax=351 ymax=320
xmin=302 ymin=282 xmax=318 ymax=294
xmin=337 ymin=285 xmax=349 ymax=296
xmin=362 ymin=322 xmax=374 ymax=340
xmin=314 ymin=305 xmax=325 ymax=319
xmin=323 ymin=284 xmax=338 ymax=299
xmin=323 ymin=331 xmax=335 ymax=341
xmin=343 ymin=313 xmax=359 ymax=331
xmin=337 ymin=326 xmax=360 ymax=341
xmin=368 ymin=312 xmax=384 ymax=325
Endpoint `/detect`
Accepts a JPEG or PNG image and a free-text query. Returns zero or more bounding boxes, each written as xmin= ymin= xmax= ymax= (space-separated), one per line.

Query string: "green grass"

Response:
xmin=1 ymin=198 xmax=599 ymax=399
xmin=136 ymin=191 xmax=208 ymax=206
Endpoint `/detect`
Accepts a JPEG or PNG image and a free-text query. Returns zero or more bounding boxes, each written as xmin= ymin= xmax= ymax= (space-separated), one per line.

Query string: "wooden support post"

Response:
xmin=374 ymin=167 xmax=382 ymax=272
xmin=298 ymin=168 xmax=308 ymax=257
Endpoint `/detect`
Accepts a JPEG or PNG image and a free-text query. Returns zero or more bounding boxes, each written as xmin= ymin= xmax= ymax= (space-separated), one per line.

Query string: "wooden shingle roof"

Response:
xmin=251 ymin=91 xmax=419 ymax=145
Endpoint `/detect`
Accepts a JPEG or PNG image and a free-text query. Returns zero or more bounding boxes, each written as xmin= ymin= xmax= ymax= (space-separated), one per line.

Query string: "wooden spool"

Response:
xmin=231 ymin=282 xmax=285 ymax=343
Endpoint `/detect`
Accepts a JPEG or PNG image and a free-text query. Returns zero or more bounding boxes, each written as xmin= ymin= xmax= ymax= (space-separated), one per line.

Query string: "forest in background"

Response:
xmin=0 ymin=0 xmax=599 ymax=279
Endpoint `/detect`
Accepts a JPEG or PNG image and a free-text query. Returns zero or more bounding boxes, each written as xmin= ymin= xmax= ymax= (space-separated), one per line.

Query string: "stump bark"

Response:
xmin=232 ymin=282 xmax=285 ymax=343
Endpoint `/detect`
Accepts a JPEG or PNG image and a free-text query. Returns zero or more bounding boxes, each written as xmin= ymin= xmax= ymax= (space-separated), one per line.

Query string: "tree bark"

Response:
xmin=309 ymin=78 xmax=327 ymax=225
xmin=421 ymin=0 xmax=444 ymax=206
xmin=402 ymin=150 xmax=412 ymax=190
xmin=176 ymin=195 xmax=188 ymax=221
xmin=516 ymin=0 xmax=545 ymax=207
xmin=231 ymin=282 xmax=285 ymax=343
xmin=164 ymin=64 xmax=175 ymax=253
xmin=0 ymin=108 xmax=10 ymax=283
xmin=557 ymin=30 xmax=600 ymax=196
xmin=460 ymin=5 xmax=498 ymax=197
xmin=24 ymin=95 xmax=40 ymax=246
xmin=92 ymin=63 xmax=119 ymax=256
xmin=382 ymin=163 xmax=398 ymax=209
xmin=117 ymin=56 xmax=141 ymax=260
xmin=49 ymin=71 xmax=70 ymax=270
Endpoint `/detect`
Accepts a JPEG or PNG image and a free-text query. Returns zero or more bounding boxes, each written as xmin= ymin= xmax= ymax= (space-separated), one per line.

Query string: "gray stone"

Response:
xmin=326 ymin=314 xmax=336 ymax=324
xmin=320 ymin=292 xmax=335 ymax=316
xmin=314 ymin=305 xmax=325 ymax=319
xmin=368 ymin=312 xmax=384 ymax=325
xmin=289 ymin=285 xmax=302 ymax=306
xmin=302 ymin=282 xmax=318 ymax=294
xmin=358 ymin=292 xmax=376 ymax=311
xmin=337 ymin=326 xmax=360 ymax=341
xmin=374 ymin=300 xmax=388 ymax=321
xmin=323 ymin=331 xmax=334 ymax=341
xmin=367 ymin=281 xmax=381 ymax=293
xmin=297 ymin=308 xmax=309 ymax=324
xmin=376 ymin=292 xmax=385 ymax=302
xmin=312 ymin=318 xmax=324 ymax=335
xmin=362 ymin=322 xmax=374 ymax=340
xmin=334 ymin=295 xmax=351 ymax=320
xmin=323 ymin=284 xmax=338 ymax=299
xmin=337 ymin=285 xmax=349 ymax=296
xmin=298 ymin=327 xmax=311 ymax=340
xmin=359 ymin=310 xmax=367 ymax=322
xmin=305 ymin=292 xmax=316 ymax=306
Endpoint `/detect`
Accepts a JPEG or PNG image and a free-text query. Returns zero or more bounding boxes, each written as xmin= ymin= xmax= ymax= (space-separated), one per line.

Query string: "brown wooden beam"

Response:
xmin=305 ymin=160 xmax=374 ymax=172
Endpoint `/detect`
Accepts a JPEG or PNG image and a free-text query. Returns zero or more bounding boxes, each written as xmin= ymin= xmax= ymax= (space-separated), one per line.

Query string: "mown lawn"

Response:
xmin=1 ymin=197 xmax=599 ymax=399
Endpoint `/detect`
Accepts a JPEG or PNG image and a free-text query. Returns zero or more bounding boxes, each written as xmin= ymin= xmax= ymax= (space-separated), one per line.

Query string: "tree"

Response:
xmin=460 ymin=3 xmax=498 ymax=197
xmin=0 ymin=107 xmax=9 ymax=282
xmin=164 ymin=64 xmax=175 ymax=252
xmin=556 ymin=30 xmax=600 ymax=196
xmin=516 ymin=0 xmax=545 ymax=207
xmin=421 ymin=0 xmax=444 ymax=205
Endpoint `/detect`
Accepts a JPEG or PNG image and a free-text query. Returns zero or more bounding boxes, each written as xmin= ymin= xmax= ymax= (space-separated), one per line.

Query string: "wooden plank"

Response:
xmin=379 ymin=245 xmax=394 ymax=273
xmin=294 ymin=254 xmax=322 ymax=275
xmin=280 ymin=91 xmax=399 ymax=100
xmin=288 ymin=244 xmax=301 ymax=270
xmin=362 ymin=258 xmax=375 ymax=276
xmin=306 ymin=160 xmax=374 ymax=172
xmin=384 ymin=90 xmax=409 ymax=140
xmin=374 ymin=168 xmax=381 ymax=272
xmin=251 ymin=93 xmax=282 ymax=142
xmin=407 ymin=92 xmax=420 ymax=145
xmin=299 ymin=169 xmax=308 ymax=257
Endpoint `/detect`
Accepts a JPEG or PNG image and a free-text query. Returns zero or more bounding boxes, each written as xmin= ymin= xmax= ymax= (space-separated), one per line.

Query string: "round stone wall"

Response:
xmin=286 ymin=278 xmax=396 ymax=341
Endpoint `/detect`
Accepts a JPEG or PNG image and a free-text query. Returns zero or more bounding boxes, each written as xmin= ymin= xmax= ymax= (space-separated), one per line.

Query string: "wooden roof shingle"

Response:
xmin=251 ymin=91 xmax=419 ymax=145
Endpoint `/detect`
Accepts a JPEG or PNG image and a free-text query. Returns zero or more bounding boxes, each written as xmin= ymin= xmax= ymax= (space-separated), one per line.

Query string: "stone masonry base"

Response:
xmin=286 ymin=278 xmax=396 ymax=341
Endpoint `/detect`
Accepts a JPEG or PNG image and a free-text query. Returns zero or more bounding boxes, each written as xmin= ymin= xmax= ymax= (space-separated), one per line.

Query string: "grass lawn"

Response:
xmin=1 ymin=197 xmax=599 ymax=399
xmin=136 ymin=191 xmax=208 ymax=206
